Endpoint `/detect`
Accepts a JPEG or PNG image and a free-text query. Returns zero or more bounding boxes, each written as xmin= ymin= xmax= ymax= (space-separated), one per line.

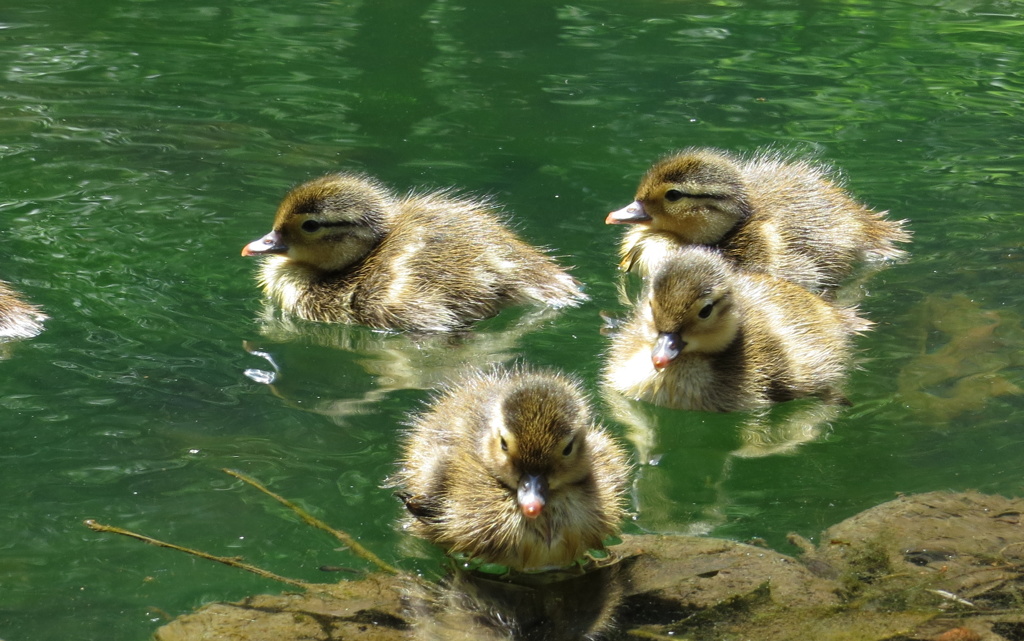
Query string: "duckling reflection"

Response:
xmin=0 ymin=279 xmax=47 ymax=347
xmin=602 ymin=386 xmax=841 ymax=537
xmin=242 ymin=305 xmax=556 ymax=426
xmin=405 ymin=559 xmax=629 ymax=641
xmin=603 ymin=246 xmax=869 ymax=412
xmin=242 ymin=172 xmax=586 ymax=332
xmin=606 ymin=148 xmax=910 ymax=292
xmin=388 ymin=366 xmax=631 ymax=573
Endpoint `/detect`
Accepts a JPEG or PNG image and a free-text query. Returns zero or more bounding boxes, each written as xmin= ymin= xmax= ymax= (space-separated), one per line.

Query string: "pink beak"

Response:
xmin=652 ymin=332 xmax=683 ymax=371
xmin=606 ymin=200 xmax=652 ymax=224
xmin=242 ymin=230 xmax=287 ymax=257
xmin=517 ymin=474 xmax=547 ymax=519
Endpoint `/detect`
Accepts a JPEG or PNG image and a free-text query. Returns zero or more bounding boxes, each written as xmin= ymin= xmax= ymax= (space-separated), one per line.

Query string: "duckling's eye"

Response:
xmin=664 ymin=189 xmax=685 ymax=202
xmin=562 ymin=440 xmax=574 ymax=457
xmin=698 ymin=303 xmax=714 ymax=319
xmin=301 ymin=219 xmax=322 ymax=233
xmin=500 ymin=437 xmax=509 ymax=452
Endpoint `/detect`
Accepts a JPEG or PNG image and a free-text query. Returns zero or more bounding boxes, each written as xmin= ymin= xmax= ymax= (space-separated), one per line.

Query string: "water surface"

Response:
xmin=1 ymin=1 xmax=1023 ymax=639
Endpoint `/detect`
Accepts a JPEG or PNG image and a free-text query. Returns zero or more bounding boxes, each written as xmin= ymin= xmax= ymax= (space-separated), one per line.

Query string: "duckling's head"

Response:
xmin=480 ymin=374 xmax=593 ymax=520
xmin=647 ymin=247 xmax=741 ymax=370
xmin=242 ymin=173 xmax=393 ymax=273
xmin=606 ymin=149 xmax=751 ymax=245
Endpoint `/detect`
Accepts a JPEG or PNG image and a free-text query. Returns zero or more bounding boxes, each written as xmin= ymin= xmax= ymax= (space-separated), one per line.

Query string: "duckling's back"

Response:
xmin=733 ymin=272 xmax=862 ymax=404
xmin=343 ymin=192 xmax=584 ymax=331
xmin=727 ymin=153 xmax=910 ymax=292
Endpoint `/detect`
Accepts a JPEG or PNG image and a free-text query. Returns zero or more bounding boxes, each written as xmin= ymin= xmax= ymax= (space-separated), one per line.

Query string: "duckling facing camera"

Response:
xmin=0 ymin=279 xmax=47 ymax=341
xmin=603 ymin=246 xmax=870 ymax=412
xmin=606 ymin=148 xmax=910 ymax=292
xmin=243 ymin=173 xmax=587 ymax=332
xmin=388 ymin=367 xmax=631 ymax=573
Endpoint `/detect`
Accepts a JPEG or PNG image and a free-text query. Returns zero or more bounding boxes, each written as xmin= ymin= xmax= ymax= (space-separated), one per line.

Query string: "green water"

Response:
xmin=1 ymin=0 xmax=1023 ymax=638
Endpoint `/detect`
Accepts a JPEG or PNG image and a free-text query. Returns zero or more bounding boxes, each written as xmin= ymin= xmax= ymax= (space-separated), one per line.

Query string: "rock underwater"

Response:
xmin=154 ymin=491 xmax=1023 ymax=641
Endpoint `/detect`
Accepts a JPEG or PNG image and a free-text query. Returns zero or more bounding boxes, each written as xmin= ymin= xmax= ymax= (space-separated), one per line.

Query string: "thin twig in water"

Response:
xmin=626 ymin=628 xmax=681 ymax=640
xmin=223 ymin=468 xmax=400 ymax=575
xmin=928 ymin=589 xmax=975 ymax=608
xmin=999 ymin=540 xmax=1024 ymax=559
xmin=83 ymin=519 xmax=311 ymax=589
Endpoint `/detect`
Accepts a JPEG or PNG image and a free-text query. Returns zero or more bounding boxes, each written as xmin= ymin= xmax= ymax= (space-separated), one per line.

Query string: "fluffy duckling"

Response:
xmin=606 ymin=148 xmax=910 ymax=292
xmin=389 ymin=366 xmax=631 ymax=572
xmin=0 ymin=279 xmax=47 ymax=340
xmin=242 ymin=173 xmax=587 ymax=332
xmin=603 ymin=246 xmax=870 ymax=412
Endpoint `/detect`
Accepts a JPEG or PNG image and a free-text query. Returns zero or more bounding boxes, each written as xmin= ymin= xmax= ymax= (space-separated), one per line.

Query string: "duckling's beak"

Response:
xmin=241 ymin=231 xmax=288 ymax=257
xmin=517 ymin=473 xmax=548 ymax=519
xmin=606 ymin=200 xmax=652 ymax=225
xmin=652 ymin=332 xmax=684 ymax=371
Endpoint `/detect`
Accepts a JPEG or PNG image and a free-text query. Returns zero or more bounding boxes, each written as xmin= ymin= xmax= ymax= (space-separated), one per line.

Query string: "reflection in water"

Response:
xmin=730 ymin=401 xmax=843 ymax=459
xmin=604 ymin=387 xmax=841 ymax=463
xmin=405 ymin=561 xmax=627 ymax=641
xmin=603 ymin=386 xmax=842 ymax=535
xmin=242 ymin=305 xmax=563 ymax=424
xmin=898 ymin=293 xmax=1023 ymax=422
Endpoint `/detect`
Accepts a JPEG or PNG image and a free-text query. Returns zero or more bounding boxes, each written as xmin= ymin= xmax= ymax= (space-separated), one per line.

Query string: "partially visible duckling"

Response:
xmin=388 ymin=366 xmax=631 ymax=572
xmin=243 ymin=173 xmax=587 ymax=332
xmin=603 ymin=246 xmax=870 ymax=412
xmin=606 ymin=148 xmax=910 ymax=292
xmin=0 ymin=279 xmax=47 ymax=340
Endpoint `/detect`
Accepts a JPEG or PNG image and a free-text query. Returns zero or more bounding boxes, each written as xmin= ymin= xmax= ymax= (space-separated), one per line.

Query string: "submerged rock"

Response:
xmin=154 ymin=492 xmax=1024 ymax=641
xmin=154 ymin=573 xmax=409 ymax=641
xmin=898 ymin=294 xmax=1023 ymax=422
xmin=790 ymin=490 xmax=1024 ymax=641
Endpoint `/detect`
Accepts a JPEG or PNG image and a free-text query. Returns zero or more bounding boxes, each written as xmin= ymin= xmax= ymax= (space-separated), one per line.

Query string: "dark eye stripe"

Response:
xmin=321 ymin=220 xmax=361 ymax=228
xmin=303 ymin=219 xmax=361 ymax=230
xmin=666 ymin=190 xmax=727 ymax=201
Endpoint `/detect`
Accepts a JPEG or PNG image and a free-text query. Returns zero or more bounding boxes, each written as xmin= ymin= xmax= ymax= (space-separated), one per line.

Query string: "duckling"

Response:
xmin=0 ymin=279 xmax=47 ymax=340
xmin=603 ymin=246 xmax=870 ymax=412
xmin=606 ymin=148 xmax=910 ymax=292
xmin=242 ymin=173 xmax=587 ymax=332
xmin=388 ymin=366 xmax=631 ymax=572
